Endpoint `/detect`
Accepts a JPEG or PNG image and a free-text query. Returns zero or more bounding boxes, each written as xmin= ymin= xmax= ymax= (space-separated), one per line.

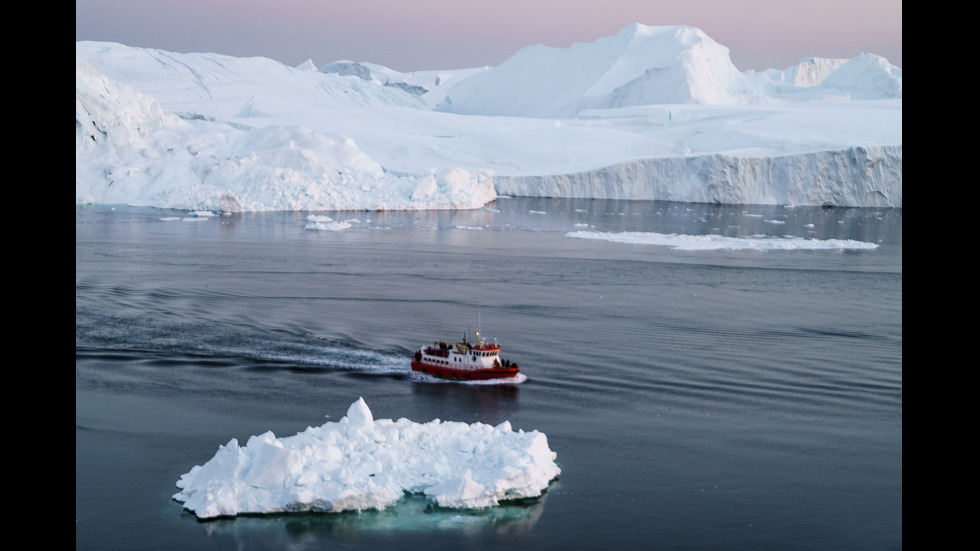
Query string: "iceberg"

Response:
xmin=172 ymin=398 xmax=561 ymax=519
xmin=76 ymin=24 xmax=901 ymax=211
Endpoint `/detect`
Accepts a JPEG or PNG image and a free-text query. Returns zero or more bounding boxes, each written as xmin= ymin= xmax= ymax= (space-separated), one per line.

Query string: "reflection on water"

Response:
xmin=193 ymin=489 xmax=554 ymax=548
xmin=409 ymin=377 xmax=523 ymax=426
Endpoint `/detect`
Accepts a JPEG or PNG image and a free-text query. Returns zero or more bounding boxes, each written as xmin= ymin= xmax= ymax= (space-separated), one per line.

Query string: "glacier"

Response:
xmin=75 ymin=23 xmax=902 ymax=212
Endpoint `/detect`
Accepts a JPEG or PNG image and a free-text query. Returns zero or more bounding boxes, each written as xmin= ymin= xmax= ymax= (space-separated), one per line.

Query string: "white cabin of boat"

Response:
xmin=418 ymin=332 xmax=511 ymax=370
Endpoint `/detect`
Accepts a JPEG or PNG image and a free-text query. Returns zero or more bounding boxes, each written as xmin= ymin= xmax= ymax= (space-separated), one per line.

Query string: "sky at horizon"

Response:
xmin=75 ymin=0 xmax=902 ymax=72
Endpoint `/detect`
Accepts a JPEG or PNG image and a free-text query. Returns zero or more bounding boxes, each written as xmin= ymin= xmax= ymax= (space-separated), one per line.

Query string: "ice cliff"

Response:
xmin=75 ymin=24 xmax=901 ymax=211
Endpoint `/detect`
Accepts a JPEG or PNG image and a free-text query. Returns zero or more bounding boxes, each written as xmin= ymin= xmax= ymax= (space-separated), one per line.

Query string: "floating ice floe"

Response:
xmin=173 ymin=398 xmax=561 ymax=519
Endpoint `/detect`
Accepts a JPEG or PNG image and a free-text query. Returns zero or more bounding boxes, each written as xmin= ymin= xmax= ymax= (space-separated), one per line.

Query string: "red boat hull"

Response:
xmin=411 ymin=359 xmax=519 ymax=381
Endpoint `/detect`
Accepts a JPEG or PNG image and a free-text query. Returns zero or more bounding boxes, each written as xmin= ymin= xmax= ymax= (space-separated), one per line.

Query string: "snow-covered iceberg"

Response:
xmin=76 ymin=23 xmax=901 ymax=211
xmin=172 ymin=398 xmax=561 ymax=519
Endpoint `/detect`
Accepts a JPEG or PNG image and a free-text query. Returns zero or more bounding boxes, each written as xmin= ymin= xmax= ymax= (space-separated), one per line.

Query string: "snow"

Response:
xmin=75 ymin=23 xmax=902 ymax=212
xmin=172 ymin=398 xmax=561 ymax=519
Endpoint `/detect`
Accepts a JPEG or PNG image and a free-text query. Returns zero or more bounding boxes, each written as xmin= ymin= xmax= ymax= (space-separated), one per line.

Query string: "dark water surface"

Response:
xmin=76 ymin=198 xmax=902 ymax=550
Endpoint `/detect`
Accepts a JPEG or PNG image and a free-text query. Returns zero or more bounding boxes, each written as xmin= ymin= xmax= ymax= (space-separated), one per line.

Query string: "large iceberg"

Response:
xmin=76 ymin=24 xmax=901 ymax=211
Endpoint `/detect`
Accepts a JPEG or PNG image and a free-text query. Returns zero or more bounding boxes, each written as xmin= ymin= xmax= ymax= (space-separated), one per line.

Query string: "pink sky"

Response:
xmin=75 ymin=0 xmax=902 ymax=72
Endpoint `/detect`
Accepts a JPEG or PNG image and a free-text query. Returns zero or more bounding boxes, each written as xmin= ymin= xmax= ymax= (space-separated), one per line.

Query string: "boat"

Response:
xmin=411 ymin=331 xmax=520 ymax=381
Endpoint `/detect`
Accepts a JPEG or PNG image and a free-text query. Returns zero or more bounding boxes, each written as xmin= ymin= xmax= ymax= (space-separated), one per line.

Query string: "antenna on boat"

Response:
xmin=468 ymin=308 xmax=480 ymax=347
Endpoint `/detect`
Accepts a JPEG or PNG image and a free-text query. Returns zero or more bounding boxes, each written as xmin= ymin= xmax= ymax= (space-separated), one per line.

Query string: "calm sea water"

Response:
xmin=76 ymin=198 xmax=902 ymax=550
